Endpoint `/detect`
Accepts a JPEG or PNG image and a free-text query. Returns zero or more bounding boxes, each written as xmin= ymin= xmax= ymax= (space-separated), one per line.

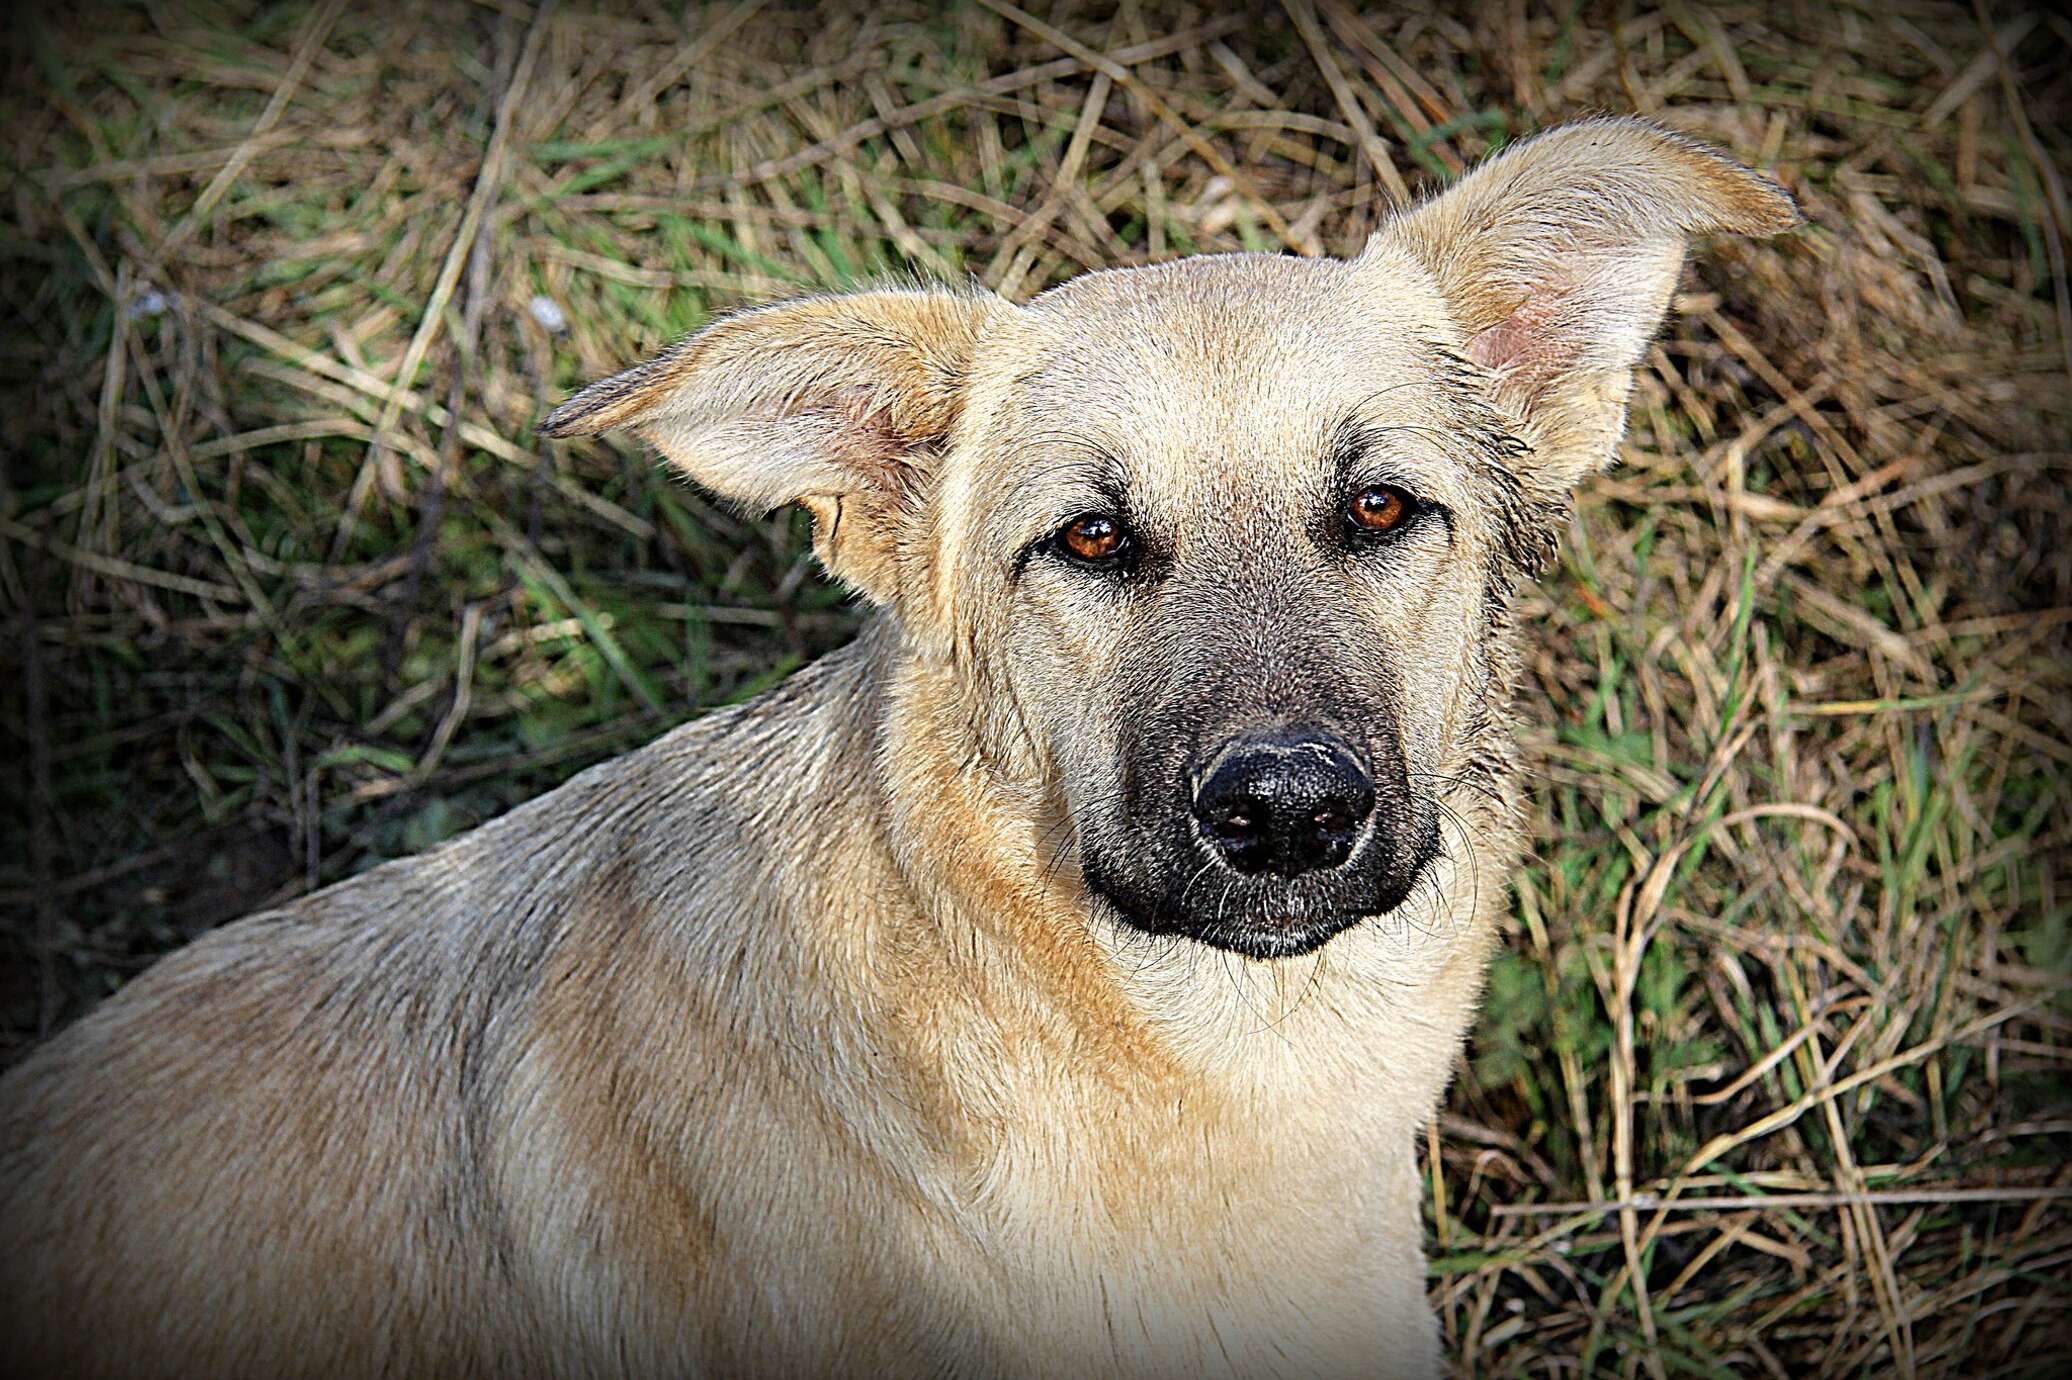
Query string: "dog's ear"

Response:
xmin=1369 ymin=118 xmax=1798 ymax=490
xmin=540 ymin=288 xmax=999 ymax=605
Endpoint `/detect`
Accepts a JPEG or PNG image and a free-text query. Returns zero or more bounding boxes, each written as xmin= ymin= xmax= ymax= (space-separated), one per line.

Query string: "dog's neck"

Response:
xmin=643 ymin=614 xmax=1508 ymax=1253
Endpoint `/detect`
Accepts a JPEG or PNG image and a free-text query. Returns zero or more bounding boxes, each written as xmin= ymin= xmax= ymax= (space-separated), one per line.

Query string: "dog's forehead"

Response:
xmin=992 ymin=250 xmax=1461 ymax=481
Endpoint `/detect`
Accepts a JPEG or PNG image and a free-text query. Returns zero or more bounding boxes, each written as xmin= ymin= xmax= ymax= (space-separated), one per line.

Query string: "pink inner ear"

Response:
xmin=1465 ymin=289 xmax=1577 ymax=408
xmin=815 ymin=386 xmax=915 ymax=486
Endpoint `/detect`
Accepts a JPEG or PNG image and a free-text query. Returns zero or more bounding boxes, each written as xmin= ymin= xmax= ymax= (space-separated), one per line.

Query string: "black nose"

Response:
xmin=1192 ymin=735 xmax=1376 ymax=877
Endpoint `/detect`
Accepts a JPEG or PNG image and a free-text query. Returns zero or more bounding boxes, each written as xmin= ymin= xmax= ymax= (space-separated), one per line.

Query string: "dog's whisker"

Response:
xmin=1407 ymin=769 xmax=1507 ymax=811
xmin=1431 ymin=798 xmax=1483 ymax=938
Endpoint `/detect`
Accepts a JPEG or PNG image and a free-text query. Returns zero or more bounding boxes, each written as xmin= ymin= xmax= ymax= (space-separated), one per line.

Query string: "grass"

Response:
xmin=3 ymin=0 xmax=2069 ymax=1373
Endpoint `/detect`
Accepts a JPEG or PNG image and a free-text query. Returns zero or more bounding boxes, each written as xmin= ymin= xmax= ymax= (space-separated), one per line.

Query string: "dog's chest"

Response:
xmin=899 ymin=1085 xmax=1437 ymax=1377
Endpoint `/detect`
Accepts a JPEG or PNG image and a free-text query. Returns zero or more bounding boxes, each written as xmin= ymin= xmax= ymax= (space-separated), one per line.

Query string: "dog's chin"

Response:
xmin=1096 ymin=892 xmax=1387 ymax=959
xmin=1084 ymin=840 xmax=1435 ymax=961
xmin=1163 ymin=912 xmax=1364 ymax=960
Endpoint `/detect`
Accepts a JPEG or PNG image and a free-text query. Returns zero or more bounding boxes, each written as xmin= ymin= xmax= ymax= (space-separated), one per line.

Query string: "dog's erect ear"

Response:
xmin=1370 ymin=118 xmax=1798 ymax=490
xmin=539 ymin=288 xmax=998 ymax=605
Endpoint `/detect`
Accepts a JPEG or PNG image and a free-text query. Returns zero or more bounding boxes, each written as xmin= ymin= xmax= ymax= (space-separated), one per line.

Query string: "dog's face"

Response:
xmin=934 ymin=253 xmax=1525 ymax=956
xmin=542 ymin=119 xmax=1795 ymax=958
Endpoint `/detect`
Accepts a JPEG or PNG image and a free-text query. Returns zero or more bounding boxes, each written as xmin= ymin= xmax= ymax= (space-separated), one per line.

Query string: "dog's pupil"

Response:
xmin=1067 ymin=516 xmax=1119 ymax=558
xmin=1353 ymin=488 xmax=1405 ymax=530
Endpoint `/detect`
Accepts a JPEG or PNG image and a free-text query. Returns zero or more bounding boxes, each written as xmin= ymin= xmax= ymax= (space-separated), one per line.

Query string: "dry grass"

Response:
xmin=4 ymin=0 xmax=2070 ymax=1373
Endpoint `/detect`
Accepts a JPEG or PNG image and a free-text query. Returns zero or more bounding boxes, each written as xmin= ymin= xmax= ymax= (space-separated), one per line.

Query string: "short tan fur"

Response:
xmin=0 ymin=118 xmax=1794 ymax=1379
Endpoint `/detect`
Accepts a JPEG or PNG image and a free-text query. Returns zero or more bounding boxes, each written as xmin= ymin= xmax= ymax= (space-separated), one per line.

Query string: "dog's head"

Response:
xmin=543 ymin=120 xmax=1795 ymax=959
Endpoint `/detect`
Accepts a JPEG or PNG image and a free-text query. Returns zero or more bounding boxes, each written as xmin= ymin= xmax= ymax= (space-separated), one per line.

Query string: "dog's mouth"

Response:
xmin=1081 ymin=814 xmax=1441 ymax=960
xmin=1157 ymin=910 xmax=1373 ymax=960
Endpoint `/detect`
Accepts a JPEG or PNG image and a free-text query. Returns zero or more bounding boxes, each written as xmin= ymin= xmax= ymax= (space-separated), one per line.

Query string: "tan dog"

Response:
xmin=0 ymin=119 xmax=1793 ymax=1378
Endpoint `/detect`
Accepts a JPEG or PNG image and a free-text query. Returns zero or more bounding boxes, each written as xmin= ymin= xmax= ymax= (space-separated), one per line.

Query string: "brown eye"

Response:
xmin=1058 ymin=513 xmax=1129 ymax=564
xmin=1347 ymin=485 xmax=1413 ymax=535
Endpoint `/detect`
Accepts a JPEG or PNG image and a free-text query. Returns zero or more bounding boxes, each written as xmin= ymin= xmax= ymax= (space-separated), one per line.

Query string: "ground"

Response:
xmin=3 ymin=1 xmax=2069 ymax=1374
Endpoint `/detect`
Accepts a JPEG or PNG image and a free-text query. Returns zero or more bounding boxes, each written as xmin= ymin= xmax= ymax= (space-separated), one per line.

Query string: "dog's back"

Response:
xmin=0 ymin=756 xmax=610 ymax=1376
xmin=0 ymin=663 xmax=764 ymax=1377
xmin=4 ymin=904 xmax=496 ymax=1374
xmin=0 ymin=634 xmax=982 ymax=1379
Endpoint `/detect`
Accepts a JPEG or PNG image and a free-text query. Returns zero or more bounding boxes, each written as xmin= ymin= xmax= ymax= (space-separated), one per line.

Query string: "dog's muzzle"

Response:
xmin=1080 ymin=717 xmax=1433 ymax=960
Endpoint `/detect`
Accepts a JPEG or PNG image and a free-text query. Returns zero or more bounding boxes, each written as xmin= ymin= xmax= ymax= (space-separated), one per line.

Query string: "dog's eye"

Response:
xmin=1056 ymin=513 xmax=1132 ymax=566
xmin=1345 ymin=485 xmax=1416 ymax=537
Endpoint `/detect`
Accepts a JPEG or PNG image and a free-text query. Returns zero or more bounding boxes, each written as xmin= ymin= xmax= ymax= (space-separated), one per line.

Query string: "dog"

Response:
xmin=0 ymin=118 xmax=1794 ymax=1378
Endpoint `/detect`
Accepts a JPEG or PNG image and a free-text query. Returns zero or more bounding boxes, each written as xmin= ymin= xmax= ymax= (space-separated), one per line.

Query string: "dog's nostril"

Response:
xmin=1191 ymin=734 xmax=1375 ymax=878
